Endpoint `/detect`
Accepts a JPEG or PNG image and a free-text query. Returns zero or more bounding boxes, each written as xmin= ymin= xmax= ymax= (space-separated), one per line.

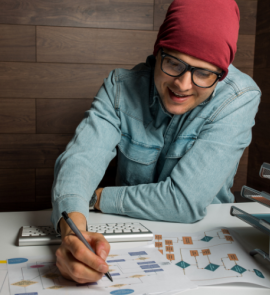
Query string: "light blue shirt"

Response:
xmin=51 ymin=55 xmax=260 ymax=231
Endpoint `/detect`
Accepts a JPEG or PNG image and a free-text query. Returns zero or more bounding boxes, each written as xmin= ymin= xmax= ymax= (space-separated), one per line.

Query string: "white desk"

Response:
xmin=1 ymin=202 xmax=270 ymax=295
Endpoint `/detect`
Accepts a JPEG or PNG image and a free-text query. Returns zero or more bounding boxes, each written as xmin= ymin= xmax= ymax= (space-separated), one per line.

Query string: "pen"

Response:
xmin=61 ymin=211 xmax=113 ymax=282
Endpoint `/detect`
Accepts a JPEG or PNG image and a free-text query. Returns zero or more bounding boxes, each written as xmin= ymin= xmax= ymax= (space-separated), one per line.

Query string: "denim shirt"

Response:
xmin=51 ymin=55 xmax=260 ymax=231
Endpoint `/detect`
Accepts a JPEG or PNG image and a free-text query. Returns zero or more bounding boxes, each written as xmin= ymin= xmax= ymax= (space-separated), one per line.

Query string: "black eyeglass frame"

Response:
xmin=160 ymin=48 xmax=224 ymax=88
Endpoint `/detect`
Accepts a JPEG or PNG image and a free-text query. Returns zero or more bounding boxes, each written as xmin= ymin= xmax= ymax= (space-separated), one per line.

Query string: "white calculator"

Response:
xmin=18 ymin=222 xmax=153 ymax=246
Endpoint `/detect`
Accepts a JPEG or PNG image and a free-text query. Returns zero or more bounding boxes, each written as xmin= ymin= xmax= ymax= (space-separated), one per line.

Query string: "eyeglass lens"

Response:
xmin=162 ymin=56 xmax=218 ymax=87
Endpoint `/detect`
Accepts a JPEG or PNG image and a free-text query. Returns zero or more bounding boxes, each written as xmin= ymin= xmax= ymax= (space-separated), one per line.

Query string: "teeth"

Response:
xmin=172 ymin=90 xmax=186 ymax=97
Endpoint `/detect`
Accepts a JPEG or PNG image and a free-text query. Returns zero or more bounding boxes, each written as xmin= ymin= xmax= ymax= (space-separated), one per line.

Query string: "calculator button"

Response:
xmin=105 ymin=230 xmax=114 ymax=233
xmin=140 ymin=228 xmax=149 ymax=232
xmin=132 ymin=229 xmax=140 ymax=233
xmin=114 ymin=230 xmax=122 ymax=233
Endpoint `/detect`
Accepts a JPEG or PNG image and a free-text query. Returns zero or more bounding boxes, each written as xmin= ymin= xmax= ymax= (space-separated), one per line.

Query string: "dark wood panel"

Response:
xmin=0 ymin=0 xmax=153 ymax=30
xmin=0 ymin=134 xmax=72 ymax=149
xmin=253 ymin=32 xmax=270 ymax=69
xmin=36 ymin=168 xmax=54 ymax=201
xmin=231 ymin=148 xmax=249 ymax=192
xmin=247 ymin=0 xmax=270 ymax=194
xmin=256 ymin=0 xmax=270 ymax=35
xmin=154 ymin=0 xmax=257 ymax=35
xmin=247 ymin=138 xmax=270 ymax=192
xmin=37 ymin=26 xmax=157 ymax=64
xmin=0 ymin=201 xmax=52 ymax=212
xmin=253 ymin=68 xmax=270 ymax=96
xmin=0 ymin=24 xmax=35 ymax=62
xmin=0 ymin=149 xmax=62 ymax=168
xmin=0 ymin=135 xmax=72 ymax=169
xmin=233 ymin=35 xmax=255 ymax=69
xmin=37 ymin=98 xmax=93 ymax=134
xmin=0 ymin=169 xmax=35 ymax=203
xmin=0 ymin=62 xmax=134 ymax=98
xmin=0 ymin=98 xmax=35 ymax=133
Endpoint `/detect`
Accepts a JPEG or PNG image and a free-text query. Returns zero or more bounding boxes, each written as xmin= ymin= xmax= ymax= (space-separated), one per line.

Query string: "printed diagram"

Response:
xmin=0 ymin=260 xmax=8 ymax=295
xmin=7 ymin=249 xmax=190 ymax=295
xmin=154 ymin=228 xmax=270 ymax=287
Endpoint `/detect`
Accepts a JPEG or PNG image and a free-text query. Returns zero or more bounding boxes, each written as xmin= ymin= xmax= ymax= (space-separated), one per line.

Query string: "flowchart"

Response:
xmin=7 ymin=248 xmax=195 ymax=295
xmin=153 ymin=228 xmax=270 ymax=287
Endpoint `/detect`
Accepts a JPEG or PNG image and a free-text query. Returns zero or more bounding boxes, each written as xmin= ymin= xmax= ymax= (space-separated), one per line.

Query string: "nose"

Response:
xmin=174 ymin=71 xmax=193 ymax=91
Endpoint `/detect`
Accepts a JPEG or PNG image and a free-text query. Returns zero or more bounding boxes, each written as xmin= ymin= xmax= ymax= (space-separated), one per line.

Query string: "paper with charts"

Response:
xmin=153 ymin=227 xmax=270 ymax=288
xmin=0 ymin=260 xmax=9 ymax=295
xmin=7 ymin=247 xmax=196 ymax=295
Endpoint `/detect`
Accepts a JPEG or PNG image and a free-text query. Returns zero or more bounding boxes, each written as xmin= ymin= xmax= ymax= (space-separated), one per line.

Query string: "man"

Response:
xmin=51 ymin=0 xmax=260 ymax=284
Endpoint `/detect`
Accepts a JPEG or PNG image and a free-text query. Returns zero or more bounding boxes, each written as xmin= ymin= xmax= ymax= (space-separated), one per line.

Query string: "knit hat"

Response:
xmin=153 ymin=0 xmax=240 ymax=80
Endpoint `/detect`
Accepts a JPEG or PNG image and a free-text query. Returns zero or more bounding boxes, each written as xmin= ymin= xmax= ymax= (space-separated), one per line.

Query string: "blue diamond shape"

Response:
xmin=176 ymin=261 xmax=190 ymax=269
xmin=254 ymin=269 xmax=264 ymax=278
xmin=201 ymin=236 xmax=213 ymax=242
xmin=231 ymin=265 xmax=246 ymax=274
xmin=205 ymin=263 xmax=219 ymax=271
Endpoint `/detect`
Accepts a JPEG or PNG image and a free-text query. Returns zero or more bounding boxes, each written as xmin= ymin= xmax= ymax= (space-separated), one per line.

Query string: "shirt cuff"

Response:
xmin=100 ymin=186 xmax=126 ymax=215
xmin=51 ymin=194 xmax=90 ymax=235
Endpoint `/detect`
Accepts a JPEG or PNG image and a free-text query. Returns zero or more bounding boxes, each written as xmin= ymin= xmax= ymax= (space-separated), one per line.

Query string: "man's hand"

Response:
xmin=94 ymin=188 xmax=104 ymax=211
xmin=56 ymin=212 xmax=110 ymax=284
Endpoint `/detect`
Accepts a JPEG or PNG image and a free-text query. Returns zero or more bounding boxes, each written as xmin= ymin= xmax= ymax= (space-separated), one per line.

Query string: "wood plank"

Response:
xmin=0 ymin=62 xmax=134 ymax=98
xmin=253 ymin=32 xmax=270 ymax=69
xmin=233 ymin=35 xmax=255 ymax=69
xmin=0 ymin=134 xmax=72 ymax=149
xmin=0 ymin=134 xmax=72 ymax=168
xmin=153 ymin=0 xmax=257 ymax=35
xmin=0 ymin=169 xmax=35 ymax=203
xmin=0 ymin=0 xmax=154 ymax=30
xmin=37 ymin=99 xmax=93 ymax=134
xmin=253 ymin=68 xmax=270 ymax=96
xmin=36 ymin=168 xmax=54 ymax=201
xmin=0 ymin=24 xmax=35 ymax=62
xmin=231 ymin=148 xmax=249 ymax=193
xmin=37 ymin=26 xmax=157 ymax=64
xmin=0 ymin=201 xmax=52 ymax=212
xmin=256 ymin=0 xmax=270 ymax=35
xmin=0 ymin=149 xmax=62 ymax=168
xmin=0 ymin=98 xmax=35 ymax=133
xmin=247 ymin=136 xmax=270 ymax=193
xmin=37 ymin=27 xmax=253 ymax=67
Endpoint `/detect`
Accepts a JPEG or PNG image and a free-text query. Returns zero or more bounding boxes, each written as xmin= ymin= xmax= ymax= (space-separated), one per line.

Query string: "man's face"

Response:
xmin=154 ymin=48 xmax=222 ymax=115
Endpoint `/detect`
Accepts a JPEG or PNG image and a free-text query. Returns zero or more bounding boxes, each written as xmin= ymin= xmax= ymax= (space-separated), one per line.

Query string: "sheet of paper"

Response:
xmin=7 ymin=247 xmax=196 ymax=295
xmin=150 ymin=227 xmax=270 ymax=288
xmin=0 ymin=260 xmax=9 ymax=295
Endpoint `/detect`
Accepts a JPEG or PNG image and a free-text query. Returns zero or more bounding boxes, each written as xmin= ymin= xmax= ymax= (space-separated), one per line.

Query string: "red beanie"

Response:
xmin=153 ymin=0 xmax=240 ymax=80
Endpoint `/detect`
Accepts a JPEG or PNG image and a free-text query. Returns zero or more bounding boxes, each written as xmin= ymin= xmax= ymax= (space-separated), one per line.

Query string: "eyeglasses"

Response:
xmin=160 ymin=48 xmax=224 ymax=88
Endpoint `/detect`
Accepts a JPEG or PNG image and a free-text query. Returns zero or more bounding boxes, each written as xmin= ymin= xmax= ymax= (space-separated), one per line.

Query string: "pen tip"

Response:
xmin=106 ymin=272 xmax=113 ymax=282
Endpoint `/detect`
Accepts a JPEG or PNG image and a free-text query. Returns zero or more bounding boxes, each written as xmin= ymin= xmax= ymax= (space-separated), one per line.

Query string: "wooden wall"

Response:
xmin=0 ymin=0 xmax=258 ymax=211
xmin=247 ymin=0 xmax=270 ymax=192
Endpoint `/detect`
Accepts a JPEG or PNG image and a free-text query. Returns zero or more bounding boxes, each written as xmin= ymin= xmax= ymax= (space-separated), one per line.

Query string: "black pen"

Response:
xmin=61 ymin=211 xmax=113 ymax=282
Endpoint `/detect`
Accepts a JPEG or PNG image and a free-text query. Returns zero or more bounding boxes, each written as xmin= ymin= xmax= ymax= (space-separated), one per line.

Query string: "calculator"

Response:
xmin=18 ymin=222 xmax=153 ymax=246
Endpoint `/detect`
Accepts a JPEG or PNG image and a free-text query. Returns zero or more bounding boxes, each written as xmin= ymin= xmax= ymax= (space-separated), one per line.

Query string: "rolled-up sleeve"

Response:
xmin=51 ymin=70 xmax=122 ymax=232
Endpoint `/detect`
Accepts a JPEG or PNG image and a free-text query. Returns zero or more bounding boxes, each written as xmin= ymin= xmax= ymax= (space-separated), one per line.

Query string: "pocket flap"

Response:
xmin=118 ymin=134 xmax=161 ymax=165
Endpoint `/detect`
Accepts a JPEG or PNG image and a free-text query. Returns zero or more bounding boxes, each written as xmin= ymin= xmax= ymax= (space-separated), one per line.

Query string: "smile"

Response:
xmin=168 ymin=88 xmax=192 ymax=102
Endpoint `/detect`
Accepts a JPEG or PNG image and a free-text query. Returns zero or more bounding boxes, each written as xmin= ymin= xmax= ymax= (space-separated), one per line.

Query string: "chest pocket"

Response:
xmin=166 ymin=137 xmax=196 ymax=159
xmin=117 ymin=134 xmax=161 ymax=185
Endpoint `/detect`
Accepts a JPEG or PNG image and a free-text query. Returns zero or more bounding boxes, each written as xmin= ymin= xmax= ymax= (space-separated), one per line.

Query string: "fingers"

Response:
xmin=56 ymin=245 xmax=103 ymax=283
xmin=84 ymin=232 xmax=111 ymax=261
xmin=55 ymin=232 xmax=110 ymax=284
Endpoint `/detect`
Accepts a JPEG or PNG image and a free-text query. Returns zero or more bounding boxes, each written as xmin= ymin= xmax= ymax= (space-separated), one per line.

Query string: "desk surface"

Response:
xmin=1 ymin=202 xmax=270 ymax=295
